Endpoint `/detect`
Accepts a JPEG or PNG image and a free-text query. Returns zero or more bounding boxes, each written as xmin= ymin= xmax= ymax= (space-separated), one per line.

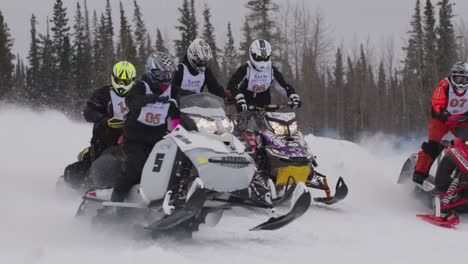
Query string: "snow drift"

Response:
xmin=1 ymin=105 xmax=466 ymax=264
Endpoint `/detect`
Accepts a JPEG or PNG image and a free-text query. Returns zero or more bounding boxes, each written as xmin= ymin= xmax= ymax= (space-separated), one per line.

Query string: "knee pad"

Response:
xmin=421 ymin=140 xmax=443 ymax=159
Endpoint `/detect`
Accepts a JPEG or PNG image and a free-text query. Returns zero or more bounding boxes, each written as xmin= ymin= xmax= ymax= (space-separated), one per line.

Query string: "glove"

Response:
xmin=439 ymin=108 xmax=451 ymax=122
xmin=145 ymin=94 xmax=169 ymax=104
xmin=235 ymin=93 xmax=248 ymax=112
xmin=289 ymin=94 xmax=302 ymax=109
xmin=107 ymin=117 xmax=124 ymax=128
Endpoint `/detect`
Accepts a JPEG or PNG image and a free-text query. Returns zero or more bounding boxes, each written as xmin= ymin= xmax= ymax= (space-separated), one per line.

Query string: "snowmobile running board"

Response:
xmin=311 ymin=177 xmax=348 ymax=205
xmin=146 ymin=189 xmax=207 ymax=230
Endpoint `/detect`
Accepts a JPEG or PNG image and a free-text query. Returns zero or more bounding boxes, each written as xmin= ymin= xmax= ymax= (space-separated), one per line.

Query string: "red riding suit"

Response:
xmin=415 ymin=78 xmax=468 ymax=175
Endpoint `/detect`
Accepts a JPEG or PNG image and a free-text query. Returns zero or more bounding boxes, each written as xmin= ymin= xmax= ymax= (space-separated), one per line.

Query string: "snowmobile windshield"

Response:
xmin=180 ymin=93 xmax=226 ymax=118
xmin=454 ymin=126 xmax=468 ymax=140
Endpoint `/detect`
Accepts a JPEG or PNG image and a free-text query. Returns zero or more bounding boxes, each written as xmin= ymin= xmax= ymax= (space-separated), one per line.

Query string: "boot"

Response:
xmin=413 ymin=171 xmax=428 ymax=185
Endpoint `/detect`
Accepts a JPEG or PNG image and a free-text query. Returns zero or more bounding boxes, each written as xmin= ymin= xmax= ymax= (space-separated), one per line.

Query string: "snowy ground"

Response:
xmin=2 ymin=105 xmax=467 ymax=264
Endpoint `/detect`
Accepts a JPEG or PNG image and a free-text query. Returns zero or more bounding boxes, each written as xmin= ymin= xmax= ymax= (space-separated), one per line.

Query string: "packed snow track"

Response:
xmin=1 ymin=105 xmax=467 ymax=264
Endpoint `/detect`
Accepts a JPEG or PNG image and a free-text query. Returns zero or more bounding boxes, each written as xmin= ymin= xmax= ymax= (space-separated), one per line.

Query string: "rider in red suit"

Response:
xmin=413 ymin=62 xmax=468 ymax=184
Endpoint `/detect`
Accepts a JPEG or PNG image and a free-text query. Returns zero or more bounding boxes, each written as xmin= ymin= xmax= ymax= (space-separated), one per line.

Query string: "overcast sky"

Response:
xmin=2 ymin=0 xmax=468 ymax=63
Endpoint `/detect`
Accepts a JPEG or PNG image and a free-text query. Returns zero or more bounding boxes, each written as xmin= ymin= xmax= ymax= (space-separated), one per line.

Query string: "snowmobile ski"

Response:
xmin=146 ymin=188 xmax=207 ymax=230
xmin=251 ymin=183 xmax=311 ymax=231
xmin=312 ymin=177 xmax=348 ymax=205
xmin=417 ymin=212 xmax=460 ymax=228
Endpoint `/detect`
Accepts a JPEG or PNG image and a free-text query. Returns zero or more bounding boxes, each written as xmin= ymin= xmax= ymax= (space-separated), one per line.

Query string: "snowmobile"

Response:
xmin=76 ymin=93 xmax=312 ymax=238
xmin=398 ymin=115 xmax=468 ymax=228
xmin=235 ymin=104 xmax=348 ymax=206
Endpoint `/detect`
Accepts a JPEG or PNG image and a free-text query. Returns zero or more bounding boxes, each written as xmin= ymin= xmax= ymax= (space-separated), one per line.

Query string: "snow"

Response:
xmin=1 ymin=105 xmax=467 ymax=264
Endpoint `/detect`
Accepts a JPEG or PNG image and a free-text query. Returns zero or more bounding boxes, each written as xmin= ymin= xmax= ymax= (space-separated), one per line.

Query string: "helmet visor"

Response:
xmin=150 ymin=69 xmax=174 ymax=82
xmin=251 ymin=52 xmax=270 ymax=62
xmin=113 ymin=75 xmax=134 ymax=86
xmin=453 ymin=75 xmax=468 ymax=85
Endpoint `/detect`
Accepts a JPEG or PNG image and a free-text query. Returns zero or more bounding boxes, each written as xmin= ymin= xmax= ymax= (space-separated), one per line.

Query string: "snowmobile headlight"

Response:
xmin=221 ymin=117 xmax=234 ymax=133
xmin=289 ymin=121 xmax=298 ymax=135
xmin=191 ymin=116 xmax=218 ymax=134
xmin=269 ymin=121 xmax=288 ymax=136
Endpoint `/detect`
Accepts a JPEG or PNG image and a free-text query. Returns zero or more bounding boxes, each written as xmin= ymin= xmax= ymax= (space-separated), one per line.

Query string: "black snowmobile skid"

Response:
xmin=146 ymin=188 xmax=207 ymax=231
xmin=281 ymin=172 xmax=348 ymax=205
xmin=309 ymin=175 xmax=348 ymax=205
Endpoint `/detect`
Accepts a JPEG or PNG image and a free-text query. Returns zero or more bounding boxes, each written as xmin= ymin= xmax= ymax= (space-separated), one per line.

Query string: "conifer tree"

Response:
xmin=92 ymin=11 xmax=105 ymax=88
xmin=27 ymin=14 xmax=40 ymax=96
xmin=38 ymin=20 xmax=55 ymax=106
xmin=334 ymin=48 xmax=345 ymax=137
xmin=83 ymin=0 xmax=93 ymax=94
xmin=422 ymin=0 xmax=437 ymax=90
xmin=155 ymin=28 xmax=168 ymax=53
xmin=202 ymin=4 xmax=220 ymax=76
xmin=222 ymin=22 xmax=238 ymax=83
xmin=72 ymin=2 xmax=92 ymax=108
xmin=12 ymin=56 xmax=27 ymax=102
xmin=117 ymin=1 xmax=137 ymax=63
xmin=175 ymin=0 xmax=195 ymax=61
xmin=245 ymin=0 xmax=278 ymax=41
xmin=102 ymin=0 xmax=114 ymax=81
xmin=436 ymin=0 xmax=457 ymax=78
xmin=239 ymin=18 xmax=253 ymax=63
xmin=50 ymin=0 xmax=72 ymax=109
xmin=0 ymin=11 xmax=14 ymax=101
xmin=133 ymin=0 xmax=148 ymax=72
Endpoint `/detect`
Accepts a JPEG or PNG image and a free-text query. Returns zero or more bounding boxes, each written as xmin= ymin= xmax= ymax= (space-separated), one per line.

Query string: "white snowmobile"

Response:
xmin=236 ymin=104 xmax=348 ymax=206
xmin=76 ymin=94 xmax=311 ymax=238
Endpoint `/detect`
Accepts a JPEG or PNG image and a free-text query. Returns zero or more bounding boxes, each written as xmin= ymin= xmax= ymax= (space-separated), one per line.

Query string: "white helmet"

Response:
xmin=450 ymin=62 xmax=468 ymax=93
xmin=187 ymin=38 xmax=213 ymax=73
xmin=249 ymin=39 xmax=272 ymax=72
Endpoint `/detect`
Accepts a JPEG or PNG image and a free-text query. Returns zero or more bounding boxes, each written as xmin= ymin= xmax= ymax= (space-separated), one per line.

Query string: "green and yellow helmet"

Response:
xmin=111 ymin=61 xmax=136 ymax=96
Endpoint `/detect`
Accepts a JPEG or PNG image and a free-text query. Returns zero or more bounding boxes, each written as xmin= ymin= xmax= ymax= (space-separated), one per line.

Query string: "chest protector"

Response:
xmin=180 ymin=64 xmax=205 ymax=94
xmin=246 ymin=61 xmax=273 ymax=93
xmin=110 ymin=89 xmax=129 ymax=119
xmin=446 ymin=78 xmax=468 ymax=115
xmin=137 ymin=82 xmax=171 ymax=126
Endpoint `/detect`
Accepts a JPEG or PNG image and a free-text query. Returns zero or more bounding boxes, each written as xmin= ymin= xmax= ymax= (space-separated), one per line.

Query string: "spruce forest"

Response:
xmin=0 ymin=0 xmax=467 ymax=140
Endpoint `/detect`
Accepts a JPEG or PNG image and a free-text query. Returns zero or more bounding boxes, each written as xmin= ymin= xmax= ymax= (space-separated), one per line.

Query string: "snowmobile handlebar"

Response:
xmin=248 ymin=102 xmax=294 ymax=112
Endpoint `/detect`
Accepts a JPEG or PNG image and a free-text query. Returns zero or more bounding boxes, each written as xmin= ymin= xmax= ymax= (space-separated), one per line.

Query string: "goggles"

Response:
xmin=113 ymin=75 xmax=134 ymax=86
xmin=453 ymin=75 xmax=468 ymax=85
xmin=150 ymin=69 xmax=173 ymax=81
xmin=252 ymin=53 xmax=271 ymax=62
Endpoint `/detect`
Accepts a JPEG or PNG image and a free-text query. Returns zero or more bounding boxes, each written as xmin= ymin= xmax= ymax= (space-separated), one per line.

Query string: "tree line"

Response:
xmin=0 ymin=0 xmax=466 ymax=140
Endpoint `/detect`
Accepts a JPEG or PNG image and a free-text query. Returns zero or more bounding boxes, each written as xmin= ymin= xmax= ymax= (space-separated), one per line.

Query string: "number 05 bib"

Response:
xmin=137 ymin=82 xmax=171 ymax=126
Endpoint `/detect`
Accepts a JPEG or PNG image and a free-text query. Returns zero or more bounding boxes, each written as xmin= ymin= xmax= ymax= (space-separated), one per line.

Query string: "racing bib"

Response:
xmin=137 ymin=82 xmax=171 ymax=126
xmin=246 ymin=61 xmax=273 ymax=93
xmin=180 ymin=64 xmax=205 ymax=93
xmin=447 ymin=79 xmax=468 ymax=115
xmin=110 ymin=89 xmax=129 ymax=119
